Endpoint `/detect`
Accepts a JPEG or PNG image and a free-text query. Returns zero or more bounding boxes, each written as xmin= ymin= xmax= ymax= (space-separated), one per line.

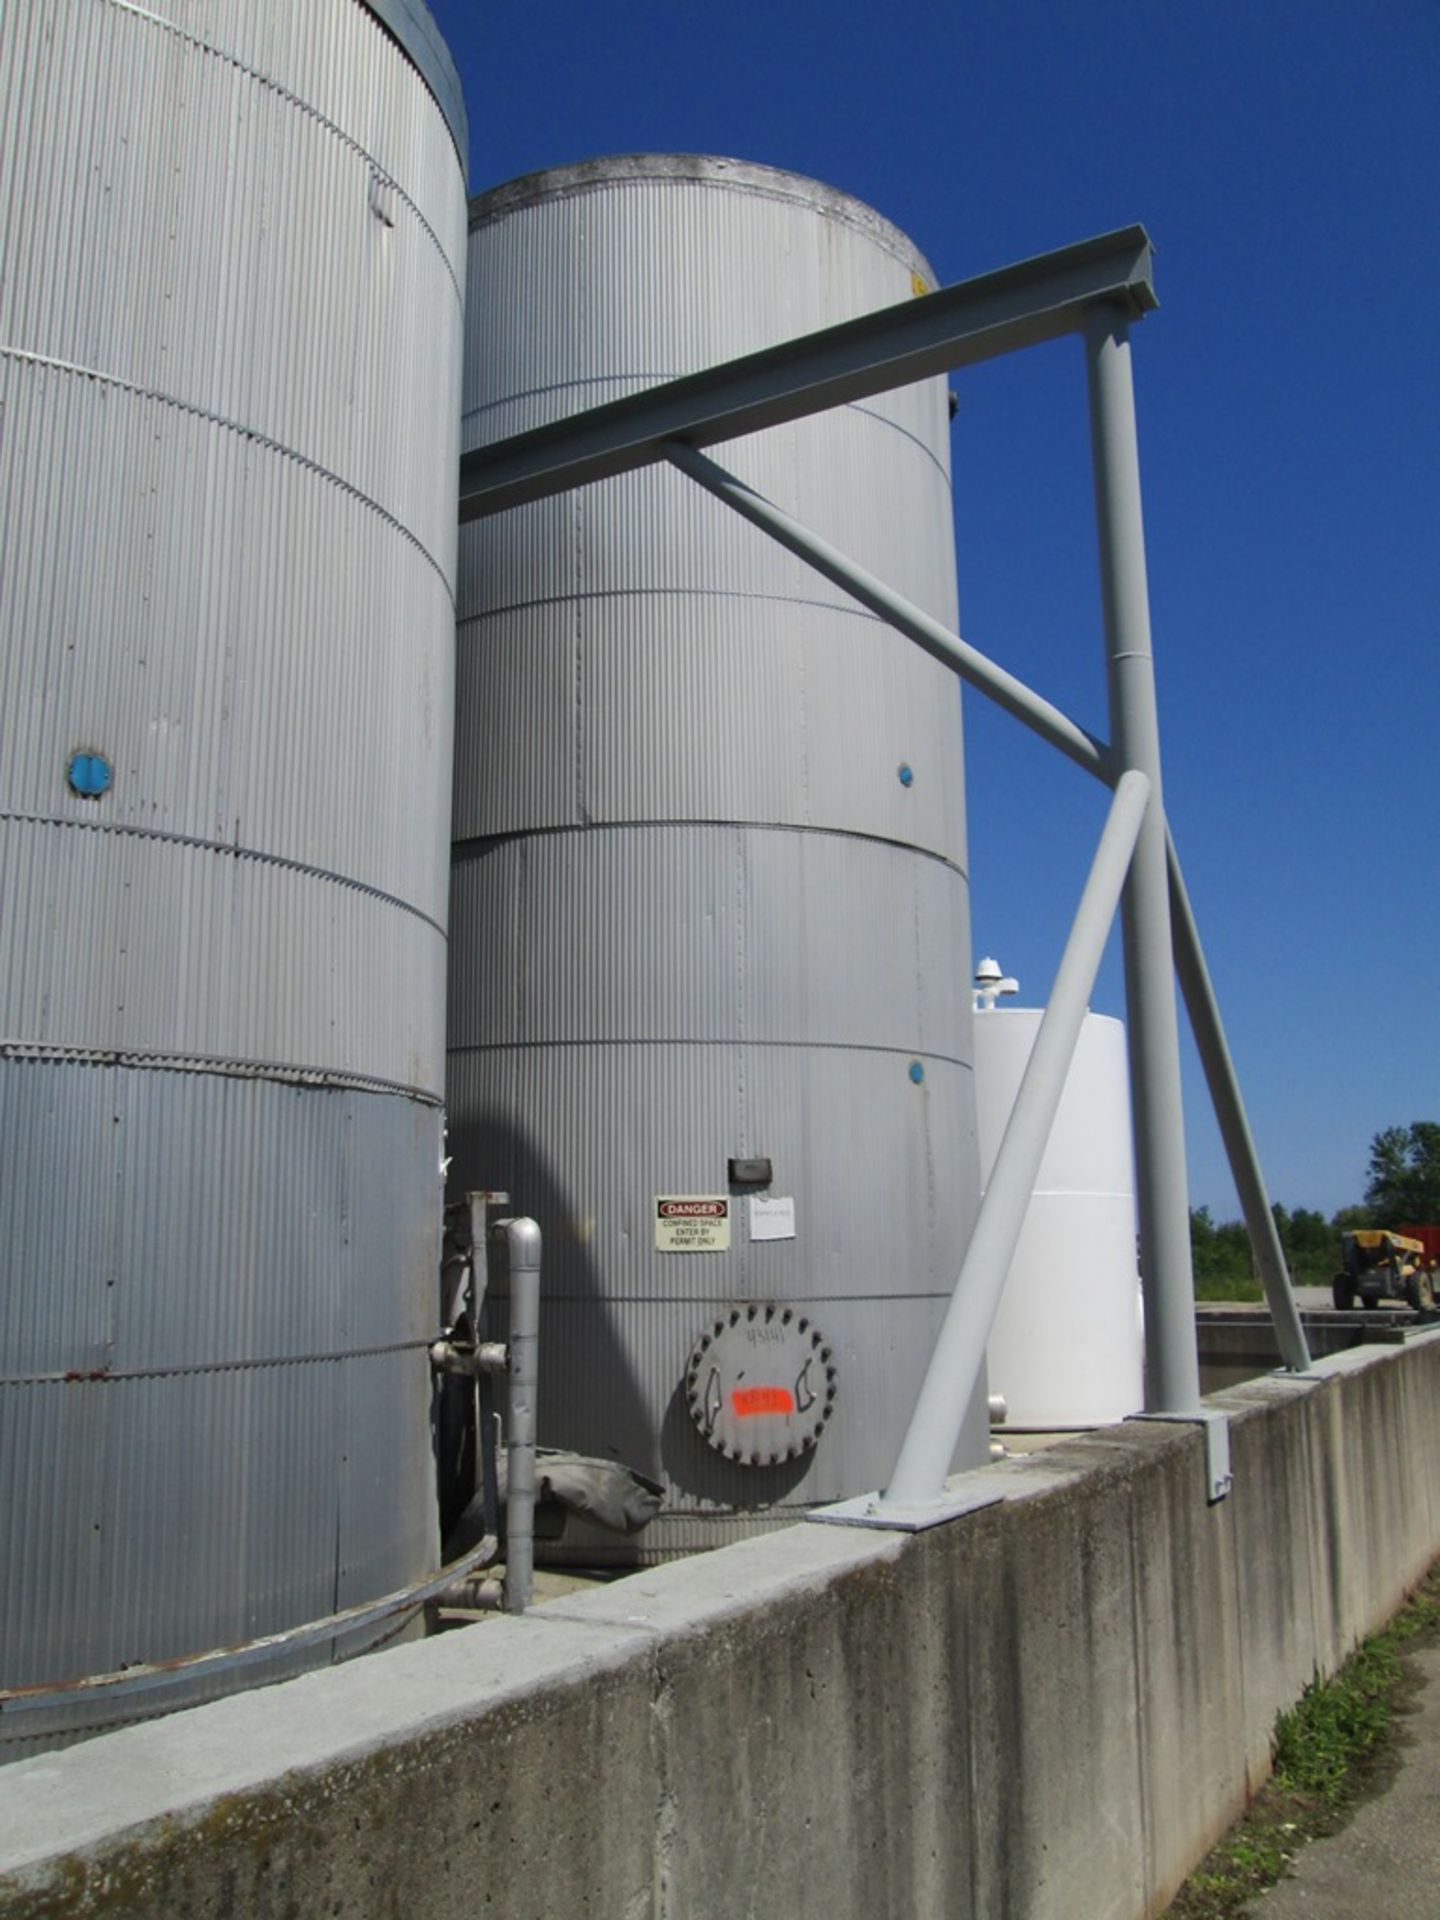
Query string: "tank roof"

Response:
xmin=362 ymin=0 xmax=467 ymax=182
xmin=469 ymin=154 xmax=936 ymax=284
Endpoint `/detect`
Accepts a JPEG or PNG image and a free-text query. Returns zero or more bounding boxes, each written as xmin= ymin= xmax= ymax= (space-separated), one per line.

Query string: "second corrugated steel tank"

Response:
xmin=450 ymin=156 xmax=985 ymax=1557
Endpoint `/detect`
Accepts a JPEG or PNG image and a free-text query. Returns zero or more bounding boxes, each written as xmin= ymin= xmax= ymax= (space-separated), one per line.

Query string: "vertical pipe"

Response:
xmin=497 ymin=1217 xmax=541 ymax=1614
xmin=466 ymin=1191 xmax=490 ymax=1324
xmin=883 ymin=771 xmax=1151 ymax=1506
xmin=469 ymin=1194 xmax=503 ymax=1538
xmin=1085 ymin=304 xmax=1203 ymax=1415
xmin=1166 ymin=833 xmax=1313 ymax=1371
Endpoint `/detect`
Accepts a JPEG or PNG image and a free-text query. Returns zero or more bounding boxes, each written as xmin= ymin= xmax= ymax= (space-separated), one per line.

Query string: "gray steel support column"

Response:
xmin=664 ymin=442 xmax=1109 ymax=779
xmin=883 ymin=771 xmax=1152 ymax=1507
xmin=1084 ymin=304 xmax=1202 ymax=1416
xmin=1167 ymin=832 xmax=1313 ymax=1371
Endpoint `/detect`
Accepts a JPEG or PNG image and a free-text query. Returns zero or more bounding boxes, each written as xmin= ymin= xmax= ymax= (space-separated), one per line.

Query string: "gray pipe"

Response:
xmin=1084 ymin=305 xmax=1202 ymax=1417
xmin=0 ymin=1527 xmax=504 ymax=1716
xmin=663 ymin=440 xmax=1110 ymax=781
xmin=883 ymin=770 xmax=1151 ymax=1507
xmin=1166 ymin=831 xmax=1313 ymax=1371
xmin=494 ymin=1216 xmax=541 ymax=1614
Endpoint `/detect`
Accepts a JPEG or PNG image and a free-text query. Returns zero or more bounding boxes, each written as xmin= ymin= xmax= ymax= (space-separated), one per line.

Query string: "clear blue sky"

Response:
xmin=427 ymin=0 xmax=1438 ymax=1219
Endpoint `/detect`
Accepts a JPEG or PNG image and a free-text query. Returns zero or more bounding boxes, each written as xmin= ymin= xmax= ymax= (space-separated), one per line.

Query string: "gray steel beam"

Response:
xmin=664 ymin=443 xmax=1111 ymax=779
xmin=883 ymin=770 xmax=1152 ymax=1508
xmin=459 ymin=226 xmax=1156 ymax=520
xmin=1085 ymin=305 xmax=1202 ymax=1416
xmin=1166 ymin=832 xmax=1314 ymax=1372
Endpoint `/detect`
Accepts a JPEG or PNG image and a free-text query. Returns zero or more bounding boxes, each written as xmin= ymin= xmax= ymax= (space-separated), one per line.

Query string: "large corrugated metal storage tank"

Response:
xmin=0 ymin=0 xmax=467 ymax=1750
xmin=450 ymin=156 xmax=987 ymax=1560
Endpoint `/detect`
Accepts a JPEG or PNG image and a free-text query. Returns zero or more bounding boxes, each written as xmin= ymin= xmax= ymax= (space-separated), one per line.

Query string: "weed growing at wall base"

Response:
xmin=1162 ymin=1561 xmax=1440 ymax=1918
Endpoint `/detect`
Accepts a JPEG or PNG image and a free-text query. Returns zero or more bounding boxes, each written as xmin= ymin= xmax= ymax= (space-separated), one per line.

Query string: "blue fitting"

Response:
xmin=898 ymin=763 xmax=915 ymax=788
xmin=68 ymin=752 xmax=113 ymax=798
xmin=908 ymin=1060 xmax=925 ymax=1085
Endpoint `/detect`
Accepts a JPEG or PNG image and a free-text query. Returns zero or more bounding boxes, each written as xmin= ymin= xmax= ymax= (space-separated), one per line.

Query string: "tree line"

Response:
xmin=1190 ymin=1121 xmax=1440 ymax=1301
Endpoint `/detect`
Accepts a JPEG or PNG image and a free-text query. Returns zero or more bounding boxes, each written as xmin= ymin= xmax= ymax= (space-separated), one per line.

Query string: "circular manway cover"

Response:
xmin=685 ymin=1304 xmax=838 ymax=1465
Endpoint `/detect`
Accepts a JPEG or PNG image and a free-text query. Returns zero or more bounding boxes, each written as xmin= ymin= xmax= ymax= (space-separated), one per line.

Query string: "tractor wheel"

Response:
xmin=1332 ymin=1276 xmax=1355 ymax=1312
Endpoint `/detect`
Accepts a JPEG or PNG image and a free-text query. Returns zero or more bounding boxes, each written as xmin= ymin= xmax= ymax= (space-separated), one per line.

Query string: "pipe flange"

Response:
xmin=684 ymin=1304 xmax=838 ymax=1465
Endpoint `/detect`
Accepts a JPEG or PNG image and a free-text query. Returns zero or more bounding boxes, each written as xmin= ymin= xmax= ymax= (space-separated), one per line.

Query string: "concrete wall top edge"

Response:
xmin=0 ymin=1522 xmax=898 ymax=1881
xmin=0 ymin=1422 xmax=1205 ymax=1877
xmin=7 ymin=1337 xmax=1440 ymax=1915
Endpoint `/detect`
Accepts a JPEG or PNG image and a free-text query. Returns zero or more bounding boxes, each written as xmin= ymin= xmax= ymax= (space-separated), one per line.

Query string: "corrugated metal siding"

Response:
xmin=0 ymin=356 xmax=455 ymax=920
xmin=531 ymin=1289 xmax=975 ymax=1558
xmin=0 ymin=0 xmax=460 ymax=1735
xmin=450 ymin=161 xmax=980 ymax=1547
xmin=0 ymin=0 xmax=465 ymax=564
xmin=0 ymin=818 xmax=445 ymax=1092
xmin=446 ymin=1043 xmax=979 ymax=1553
xmin=458 ymin=400 xmax=956 ymax=627
xmin=448 ymin=1043 xmax=973 ymax=1310
xmin=450 ymin=826 xmax=970 ymax=1056
xmin=463 ymin=168 xmax=949 ymax=468
xmin=0 ymin=1065 xmax=440 ymax=1704
xmin=132 ymin=0 xmax=468 ymax=228
xmin=454 ymin=596 xmax=965 ymax=862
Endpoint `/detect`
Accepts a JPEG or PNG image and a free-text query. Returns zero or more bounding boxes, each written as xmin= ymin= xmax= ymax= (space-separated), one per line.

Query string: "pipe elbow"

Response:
xmin=494 ymin=1215 xmax=542 ymax=1273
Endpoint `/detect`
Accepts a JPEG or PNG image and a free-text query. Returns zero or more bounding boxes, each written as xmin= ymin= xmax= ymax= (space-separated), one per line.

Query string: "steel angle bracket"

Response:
xmin=807 ymin=1472 xmax=1006 ymax=1533
xmin=1128 ymin=1409 xmax=1233 ymax=1503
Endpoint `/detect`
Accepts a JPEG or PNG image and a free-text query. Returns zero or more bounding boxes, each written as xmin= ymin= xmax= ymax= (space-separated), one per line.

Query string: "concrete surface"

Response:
xmin=1251 ymin=1641 xmax=1440 ymax=1918
xmin=2 ymin=1331 xmax=1440 ymax=1919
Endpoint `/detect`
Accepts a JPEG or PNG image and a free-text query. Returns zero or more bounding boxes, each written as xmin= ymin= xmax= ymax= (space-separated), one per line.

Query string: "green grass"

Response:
xmin=1191 ymin=1272 xmax=1265 ymax=1304
xmin=1163 ymin=1561 xmax=1440 ymax=1918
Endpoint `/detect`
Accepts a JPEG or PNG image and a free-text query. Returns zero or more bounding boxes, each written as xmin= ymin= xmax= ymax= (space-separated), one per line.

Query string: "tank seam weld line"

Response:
xmin=0 ymin=1340 xmax=430 ymax=1388
xmin=464 ymin=381 xmax=951 ymax=483
xmin=0 ymin=1042 xmax=443 ymax=1106
xmin=106 ymin=0 xmax=464 ymax=305
xmin=458 ymin=584 xmax=960 ymax=633
xmin=0 ymin=809 xmax=448 ymax=937
xmin=534 ymin=1292 xmax=962 ymax=1306
xmin=447 ymin=1039 xmax=972 ymax=1067
xmin=452 ymin=818 xmax=968 ymax=880
xmin=0 ymin=347 xmax=456 ymax=603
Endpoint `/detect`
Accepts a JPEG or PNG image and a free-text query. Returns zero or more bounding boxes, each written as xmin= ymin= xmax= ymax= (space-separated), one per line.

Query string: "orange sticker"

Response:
xmin=731 ymin=1386 xmax=795 ymax=1418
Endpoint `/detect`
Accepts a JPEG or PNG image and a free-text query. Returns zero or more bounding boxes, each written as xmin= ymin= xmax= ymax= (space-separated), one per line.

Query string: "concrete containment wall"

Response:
xmin=3 ymin=1334 xmax=1439 ymax=1920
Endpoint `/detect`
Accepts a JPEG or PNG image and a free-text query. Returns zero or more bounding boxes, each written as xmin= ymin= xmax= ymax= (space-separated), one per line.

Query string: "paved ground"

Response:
xmin=1291 ymin=1287 xmax=1333 ymax=1311
xmin=1249 ymin=1641 xmax=1440 ymax=1917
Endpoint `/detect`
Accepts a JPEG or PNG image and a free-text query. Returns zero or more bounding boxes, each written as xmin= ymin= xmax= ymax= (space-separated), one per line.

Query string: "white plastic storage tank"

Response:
xmin=973 ymin=984 xmax=1145 ymax=1429
xmin=0 ymin=0 xmax=467 ymax=1750
xmin=449 ymin=156 xmax=988 ymax=1560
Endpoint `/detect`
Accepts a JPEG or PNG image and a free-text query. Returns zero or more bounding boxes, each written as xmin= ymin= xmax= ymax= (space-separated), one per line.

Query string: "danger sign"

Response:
xmin=655 ymin=1196 xmax=731 ymax=1253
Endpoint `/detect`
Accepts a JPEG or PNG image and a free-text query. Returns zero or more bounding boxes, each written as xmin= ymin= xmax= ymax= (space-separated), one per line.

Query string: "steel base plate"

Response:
xmin=807 ymin=1473 xmax=1005 ymax=1533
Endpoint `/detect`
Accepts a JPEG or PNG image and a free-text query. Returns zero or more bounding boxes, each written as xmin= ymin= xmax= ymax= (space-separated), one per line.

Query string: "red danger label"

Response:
xmin=658 ymin=1200 xmax=728 ymax=1219
xmin=731 ymin=1386 xmax=795 ymax=1418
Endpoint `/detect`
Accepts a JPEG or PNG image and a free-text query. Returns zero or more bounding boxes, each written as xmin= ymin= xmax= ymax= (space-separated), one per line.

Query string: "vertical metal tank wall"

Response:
xmin=450 ymin=156 xmax=985 ymax=1560
xmin=975 ymin=1007 xmax=1145 ymax=1428
xmin=0 ymin=0 xmax=467 ymax=1748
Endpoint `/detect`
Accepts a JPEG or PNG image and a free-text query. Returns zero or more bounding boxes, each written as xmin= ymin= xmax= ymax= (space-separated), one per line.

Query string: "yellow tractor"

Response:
xmin=1332 ymin=1229 xmax=1434 ymax=1312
